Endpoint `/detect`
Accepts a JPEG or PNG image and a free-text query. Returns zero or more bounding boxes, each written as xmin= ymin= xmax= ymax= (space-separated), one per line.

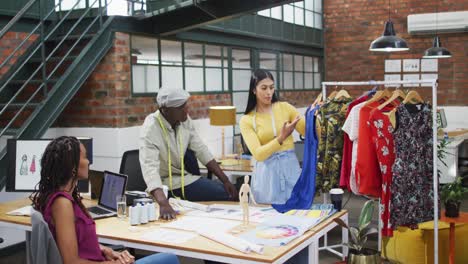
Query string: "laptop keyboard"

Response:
xmin=88 ymin=206 xmax=111 ymax=215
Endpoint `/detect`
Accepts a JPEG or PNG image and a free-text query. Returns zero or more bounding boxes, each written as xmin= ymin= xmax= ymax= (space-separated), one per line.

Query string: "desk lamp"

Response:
xmin=209 ymin=106 xmax=236 ymax=159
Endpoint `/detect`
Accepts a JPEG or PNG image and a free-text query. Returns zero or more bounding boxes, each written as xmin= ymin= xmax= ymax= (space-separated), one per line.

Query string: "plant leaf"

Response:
xmin=350 ymin=226 xmax=359 ymax=244
xmin=358 ymin=200 xmax=374 ymax=230
xmin=333 ymin=218 xmax=349 ymax=229
xmin=361 ymin=227 xmax=378 ymax=238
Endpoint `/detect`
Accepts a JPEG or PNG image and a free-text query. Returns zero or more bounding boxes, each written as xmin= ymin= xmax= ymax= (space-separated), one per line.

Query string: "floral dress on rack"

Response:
xmin=369 ymin=108 xmax=396 ymax=237
xmin=390 ymin=103 xmax=437 ymax=229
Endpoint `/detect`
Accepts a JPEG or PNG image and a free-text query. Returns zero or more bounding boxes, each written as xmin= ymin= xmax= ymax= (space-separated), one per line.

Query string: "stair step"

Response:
xmin=48 ymin=33 xmax=96 ymax=42
xmin=2 ymin=128 xmax=18 ymax=136
xmin=8 ymin=79 xmax=58 ymax=85
xmin=0 ymin=103 xmax=41 ymax=108
xmin=29 ymin=56 xmax=78 ymax=63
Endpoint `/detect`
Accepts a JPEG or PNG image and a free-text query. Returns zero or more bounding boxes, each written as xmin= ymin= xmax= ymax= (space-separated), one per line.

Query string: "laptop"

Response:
xmin=87 ymin=170 xmax=128 ymax=219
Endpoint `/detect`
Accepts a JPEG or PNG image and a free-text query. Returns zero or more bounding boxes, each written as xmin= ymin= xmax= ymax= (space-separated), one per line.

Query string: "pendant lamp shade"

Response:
xmin=369 ymin=20 xmax=409 ymax=52
xmin=423 ymin=36 xmax=452 ymax=58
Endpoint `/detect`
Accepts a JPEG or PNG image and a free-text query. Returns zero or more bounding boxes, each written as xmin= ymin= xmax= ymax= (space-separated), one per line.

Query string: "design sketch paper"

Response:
xmin=421 ymin=74 xmax=438 ymax=87
xmin=6 ymin=205 xmax=33 ymax=216
xmin=384 ymin=74 xmax=401 ymax=87
xmin=185 ymin=205 xmax=280 ymax=223
xmin=385 ymin=60 xmax=401 ymax=73
xmin=140 ymin=228 xmax=197 ymax=244
xmin=403 ymin=59 xmax=420 ymax=72
xmin=403 ymin=74 xmax=420 ymax=87
xmin=15 ymin=140 xmax=51 ymax=190
xmin=161 ymin=216 xmax=240 ymax=233
xmin=421 ymin=59 xmax=438 ymax=72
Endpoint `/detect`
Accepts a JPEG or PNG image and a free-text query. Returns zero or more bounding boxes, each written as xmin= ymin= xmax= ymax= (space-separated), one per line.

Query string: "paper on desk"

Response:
xmin=161 ymin=216 xmax=239 ymax=233
xmin=6 ymin=205 xmax=33 ymax=216
xmin=186 ymin=204 xmax=280 ymax=223
xmin=140 ymin=228 xmax=197 ymax=244
xmin=198 ymin=229 xmax=263 ymax=254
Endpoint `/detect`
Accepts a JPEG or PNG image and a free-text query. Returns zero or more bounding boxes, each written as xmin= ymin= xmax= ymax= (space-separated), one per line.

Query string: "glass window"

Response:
xmin=161 ymin=66 xmax=182 ymax=89
xmin=293 ymin=1 xmax=304 ymax=8
xmin=258 ymin=9 xmax=270 ymax=17
xmin=223 ymin=68 xmax=228 ymax=91
xmin=260 ymin=52 xmax=277 ymax=70
xmin=282 ymin=54 xmax=293 ymax=71
xmin=185 ymin=67 xmax=203 ymax=92
xmin=314 ymin=73 xmax=321 ymax=88
xmin=283 ymin=72 xmax=293 ymax=89
xmin=294 ymin=55 xmax=303 ymax=71
xmin=232 ymin=49 xmax=251 ymax=69
xmin=161 ymin=40 xmax=182 ymax=65
xmin=305 ymin=0 xmax=313 ymax=11
xmin=305 ymin=10 xmax=313 ymax=27
xmin=313 ymin=57 xmax=319 ymax=72
xmin=271 ymin=6 xmax=282 ymax=20
xmin=233 ymin=92 xmax=249 ymax=116
xmin=205 ymin=45 xmax=222 ymax=67
xmin=184 ymin=42 xmax=203 ymax=66
xmin=283 ymin=4 xmax=294 ymax=23
xmin=314 ymin=0 xmax=322 ymax=12
xmin=232 ymin=70 xmax=251 ymax=91
xmin=314 ymin=13 xmax=322 ymax=29
xmin=295 ymin=72 xmax=303 ymax=89
xmin=304 ymin=56 xmax=313 ymax=72
xmin=305 ymin=73 xmax=313 ymax=89
xmin=294 ymin=6 xmax=304 ymax=25
xmin=206 ymin=68 xmax=222 ymax=91
xmin=131 ymin=35 xmax=158 ymax=64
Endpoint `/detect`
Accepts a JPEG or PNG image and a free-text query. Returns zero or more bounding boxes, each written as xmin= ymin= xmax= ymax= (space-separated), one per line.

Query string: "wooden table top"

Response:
xmin=440 ymin=211 xmax=468 ymax=224
xmin=0 ymin=198 xmax=347 ymax=263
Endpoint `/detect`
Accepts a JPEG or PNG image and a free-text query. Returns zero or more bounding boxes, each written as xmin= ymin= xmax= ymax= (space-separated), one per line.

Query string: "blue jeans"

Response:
xmin=136 ymin=253 xmax=179 ymax=264
xmin=170 ymin=177 xmax=230 ymax=201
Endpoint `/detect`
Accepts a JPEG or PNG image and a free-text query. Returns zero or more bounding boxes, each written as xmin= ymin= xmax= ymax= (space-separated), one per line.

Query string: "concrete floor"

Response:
xmin=2 ymin=191 xmax=466 ymax=264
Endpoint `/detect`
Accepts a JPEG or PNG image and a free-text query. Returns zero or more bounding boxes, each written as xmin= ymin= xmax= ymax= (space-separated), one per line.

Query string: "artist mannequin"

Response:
xmin=239 ymin=175 xmax=257 ymax=225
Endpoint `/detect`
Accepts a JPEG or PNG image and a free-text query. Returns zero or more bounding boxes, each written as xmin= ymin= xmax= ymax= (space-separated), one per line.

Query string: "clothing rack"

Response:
xmin=321 ymin=79 xmax=439 ymax=264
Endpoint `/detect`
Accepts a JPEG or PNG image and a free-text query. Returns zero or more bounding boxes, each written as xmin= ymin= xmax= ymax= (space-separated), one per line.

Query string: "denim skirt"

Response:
xmin=251 ymin=150 xmax=301 ymax=204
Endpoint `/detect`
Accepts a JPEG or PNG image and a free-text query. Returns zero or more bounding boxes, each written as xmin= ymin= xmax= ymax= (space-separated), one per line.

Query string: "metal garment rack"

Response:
xmin=321 ymin=79 xmax=439 ymax=264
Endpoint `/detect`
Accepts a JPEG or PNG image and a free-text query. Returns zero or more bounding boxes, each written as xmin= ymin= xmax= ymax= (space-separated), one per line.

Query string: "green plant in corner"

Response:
xmin=333 ymin=200 xmax=379 ymax=258
xmin=441 ymin=176 xmax=468 ymax=217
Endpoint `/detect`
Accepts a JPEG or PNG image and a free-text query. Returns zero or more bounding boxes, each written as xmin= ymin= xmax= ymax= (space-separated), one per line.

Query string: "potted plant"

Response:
xmin=334 ymin=200 xmax=380 ymax=264
xmin=441 ymin=176 xmax=468 ymax=217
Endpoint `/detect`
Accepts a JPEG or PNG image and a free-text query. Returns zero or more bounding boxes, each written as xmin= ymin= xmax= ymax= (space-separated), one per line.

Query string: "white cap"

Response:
xmin=329 ymin=188 xmax=344 ymax=195
xmin=156 ymin=88 xmax=190 ymax=108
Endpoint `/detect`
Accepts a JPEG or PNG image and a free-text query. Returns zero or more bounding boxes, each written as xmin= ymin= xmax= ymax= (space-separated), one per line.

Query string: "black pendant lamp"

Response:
xmin=423 ymin=36 xmax=452 ymax=58
xmin=369 ymin=0 xmax=409 ymax=52
xmin=422 ymin=2 xmax=452 ymax=58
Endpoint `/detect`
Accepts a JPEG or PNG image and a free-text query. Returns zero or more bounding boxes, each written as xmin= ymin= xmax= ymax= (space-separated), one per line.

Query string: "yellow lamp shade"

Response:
xmin=209 ymin=106 xmax=236 ymax=126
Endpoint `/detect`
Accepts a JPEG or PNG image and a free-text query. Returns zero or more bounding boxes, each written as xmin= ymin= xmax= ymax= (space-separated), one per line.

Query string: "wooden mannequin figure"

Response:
xmin=239 ymin=175 xmax=257 ymax=226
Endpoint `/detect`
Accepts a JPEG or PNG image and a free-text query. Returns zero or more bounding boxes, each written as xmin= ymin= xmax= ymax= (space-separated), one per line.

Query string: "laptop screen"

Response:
xmin=98 ymin=171 xmax=127 ymax=210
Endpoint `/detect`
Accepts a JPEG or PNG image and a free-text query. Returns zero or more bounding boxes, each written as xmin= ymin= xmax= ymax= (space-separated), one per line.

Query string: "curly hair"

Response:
xmin=30 ymin=136 xmax=89 ymax=217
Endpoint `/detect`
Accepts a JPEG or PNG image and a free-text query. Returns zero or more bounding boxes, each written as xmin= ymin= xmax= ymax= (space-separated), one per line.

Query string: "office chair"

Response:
xmin=119 ymin=149 xmax=202 ymax=192
xmin=26 ymin=210 xmax=63 ymax=264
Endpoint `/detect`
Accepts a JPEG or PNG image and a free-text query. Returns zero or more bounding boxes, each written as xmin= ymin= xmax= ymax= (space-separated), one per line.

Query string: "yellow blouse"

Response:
xmin=239 ymin=102 xmax=306 ymax=161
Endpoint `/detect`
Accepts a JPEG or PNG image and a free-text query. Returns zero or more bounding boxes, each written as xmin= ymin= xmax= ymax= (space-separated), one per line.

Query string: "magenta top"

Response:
xmin=43 ymin=191 xmax=105 ymax=261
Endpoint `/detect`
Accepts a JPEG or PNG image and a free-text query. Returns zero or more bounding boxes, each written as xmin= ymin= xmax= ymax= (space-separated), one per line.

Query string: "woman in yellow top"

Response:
xmin=240 ymin=69 xmax=306 ymax=204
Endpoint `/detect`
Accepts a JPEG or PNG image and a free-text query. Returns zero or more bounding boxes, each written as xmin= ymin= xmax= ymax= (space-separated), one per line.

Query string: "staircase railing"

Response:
xmin=0 ymin=0 xmax=112 ymax=138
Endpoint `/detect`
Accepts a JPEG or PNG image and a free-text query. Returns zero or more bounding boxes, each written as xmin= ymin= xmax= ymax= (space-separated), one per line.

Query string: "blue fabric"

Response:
xmin=136 ymin=253 xmax=180 ymax=264
xmin=252 ymin=150 xmax=301 ymax=204
xmin=272 ymin=106 xmax=319 ymax=213
xmin=170 ymin=177 xmax=230 ymax=202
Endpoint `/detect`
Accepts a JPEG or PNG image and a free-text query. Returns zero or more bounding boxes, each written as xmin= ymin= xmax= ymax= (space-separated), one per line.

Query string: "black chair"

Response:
xmin=119 ymin=149 xmax=201 ymax=192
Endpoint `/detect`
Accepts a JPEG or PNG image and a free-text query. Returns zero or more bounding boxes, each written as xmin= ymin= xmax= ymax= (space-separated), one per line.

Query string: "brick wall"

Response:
xmin=280 ymin=90 xmax=321 ymax=107
xmin=55 ymin=32 xmax=232 ymax=128
xmin=0 ymin=32 xmax=37 ymax=76
xmin=324 ymin=0 xmax=468 ymax=105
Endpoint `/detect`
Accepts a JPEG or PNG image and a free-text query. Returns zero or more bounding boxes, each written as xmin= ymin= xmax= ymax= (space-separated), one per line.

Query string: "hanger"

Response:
xmin=377 ymin=88 xmax=406 ymax=110
xmin=364 ymin=86 xmax=389 ymax=106
xmin=312 ymin=92 xmax=323 ymax=107
xmin=403 ymin=90 xmax=424 ymax=104
xmin=328 ymin=86 xmax=338 ymax=99
xmin=335 ymin=89 xmax=351 ymax=100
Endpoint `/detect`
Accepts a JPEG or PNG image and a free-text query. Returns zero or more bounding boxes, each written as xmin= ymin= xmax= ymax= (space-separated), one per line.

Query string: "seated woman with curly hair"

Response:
xmin=30 ymin=136 xmax=180 ymax=264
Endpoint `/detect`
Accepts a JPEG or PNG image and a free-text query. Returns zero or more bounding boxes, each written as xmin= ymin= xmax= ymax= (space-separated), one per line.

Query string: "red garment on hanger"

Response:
xmin=339 ymin=95 xmax=371 ymax=191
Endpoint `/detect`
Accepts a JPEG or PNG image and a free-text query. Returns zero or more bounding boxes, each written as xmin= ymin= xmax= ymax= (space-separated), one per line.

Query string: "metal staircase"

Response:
xmin=0 ymin=0 xmax=115 ymax=189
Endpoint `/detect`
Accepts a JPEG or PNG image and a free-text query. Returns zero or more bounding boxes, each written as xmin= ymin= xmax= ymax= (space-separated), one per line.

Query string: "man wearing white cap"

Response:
xmin=139 ymin=88 xmax=238 ymax=220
